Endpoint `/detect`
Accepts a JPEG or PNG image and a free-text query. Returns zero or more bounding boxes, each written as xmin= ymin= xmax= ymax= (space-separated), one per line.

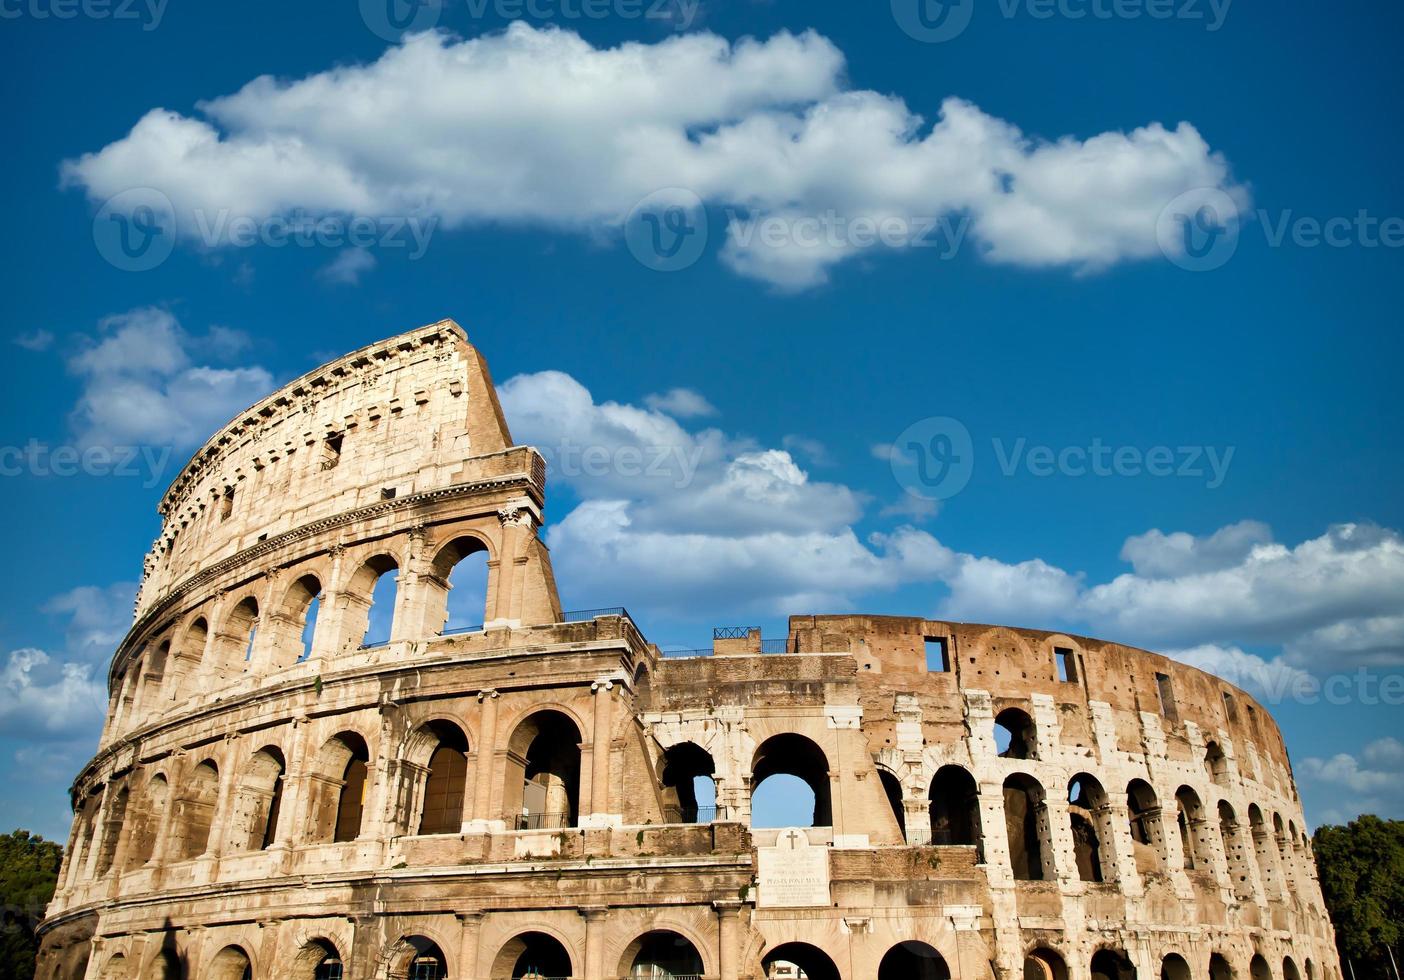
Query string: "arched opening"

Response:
xmin=280 ymin=574 xmax=322 ymax=664
xmin=879 ymin=769 xmax=906 ymax=839
xmin=141 ymin=640 xmax=171 ymax=715
xmin=1067 ymin=774 xmax=1109 ymax=883
xmin=1175 ymin=786 xmax=1214 ymax=871
xmin=1023 ymin=948 xmax=1069 ymax=980
xmin=207 ymin=946 xmax=253 ymax=980
xmin=1210 ymin=953 xmax=1235 ymax=980
xmin=233 ymin=747 xmax=287 ymax=851
xmin=504 ymin=710 xmax=581 ymax=830
xmin=878 ymin=941 xmax=949 ymax=980
xmin=994 ymin=707 xmax=1037 ymax=759
xmin=660 ymin=742 xmax=716 ymax=823
xmin=174 ymin=617 xmax=209 ymax=698
xmin=125 ymin=773 xmax=169 ymax=869
xmin=1274 ymin=812 xmax=1300 ymax=899
xmin=1126 ymin=779 xmax=1166 ymax=873
xmin=633 ymin=663 xmax=653 ymax=708
xmin=353 ymin=555 xmax=399 ymax=649
xmin=292 ymin=939 xmax=343 ymax=980
xmin=69 ymin=792 xmax=102 ymax=884
xmin=1218 ymin=800 xmax=1255 ymax=899
xmin=751 ymin=734 xmax=832 ymax=828
xmin=1090 ymin=948 xmax=1137 ymax=980
xmin=1250 ymin=955 xmax=1272 ymax=980
xmin=1305 ymin=959 xmax=1316 ymax=980
xmin=307 ymin=732 xmax=370 ymax=843
xmin=762 ymin=942 xmax=840 ymax=980
xmin=173 ymin=761 xmax=220 ymax=860
xmin=1249 ymin=804 xmax=1283 ymax=899
xmin=213 ymin=597 xmax=259 ymax=674
xmin=1162 ymin=954 xmax=1192 ymax=980
xmin=929 ymin=765 xmax=982 ymax=849
xmin=1003 ymin=773 xmax=1049 ymax=881
xmin=97 ymin=953 xmax=130 ymax=980
xmin=1205 ymin=741 xmax=1230 ymax=786
xmin=417 ymin=720 xmax=470 ymax=836
xmin=434 ymin=536 xmax=491 ymax=633
xmin=1284 ymin=958 xmax=1302 ymax=980
xmin=621 ymin=930 xmax=705 ymax=979
xmin=492 ymin=932 xmax=572 ymax=980
xmin=149 ymin=949 xmax=182 ymax=980
xmin=94 ymin=784 xmax=129 ymax=876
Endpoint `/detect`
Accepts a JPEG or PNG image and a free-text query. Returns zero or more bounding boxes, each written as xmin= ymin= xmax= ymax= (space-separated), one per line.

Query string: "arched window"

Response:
xmin=492 ymin=932 xmax=572 ymax=980
xmin=149 ymin=949 xmax=181 ymax=980
xmin=994 ymin=708 xmax=1037 ymax=760
xmin=213 ymin=597 xmax=259 ymax=674
xmin=763 ymin=943 xmax=841 ymax=980
xmin=1090 ymin=948 xmax=1137 ymax=980
xmin=207 ymin=945 xmax=253 ymax=980
xmin=94 ymin=784 xmax=129 ymax=876
xmin=622 ymin=930 xmax=705 ymax=979
xmin=232 ymin=748 xmax=287 ymax=851
xmin=1205 ymin=741 xmax=1230 ymax=786
xmin=433 ymin=536 xmax=491 ymax=634
xmin=279 ymin=574 xmax=322 ymax=664
xmin=351 ymin=555 xmax=399 ymax=649
xmin=750 ymin=734 xmax=832 ymax=829
xmin=1003 ymin=774 xmax=1049 ymax=881
xmin=503 ymin=711 xmax=581 ymax=830
xmin=141 ymin=640 xmax=171 ymax=716
xmin=1249 ymin=804 xmax=1284 ymax=900
xmin=879 ymin=769 xmax=906 ymax=839
xmin=1067 ymin=774 xmax=1109 ymax=883
xmin=1218 ymin=800 xmax=1255 ymax=899
xmin=1126 ymin=779 xmax=1166 ymax=873
xmin=1162 ymin=954 xmax=1192 ymax=980
xmin=293 ymin=939 xmax=343 ymax=980
xmin=1250 ymin=955 xmax=1272 ymax=980
xmin=173 ymin=617 xmax=208 ymax=699
xmin=417 ymin=721 xmax=470 ymax=836
xmin=1024 ymin=948 xmax=1069 ymax=980
xmin=124 ymin=773 xmax=169 ymax=869
xmin=175 ymin=760 xmax=220 ymax=860
xmin=307 ymin=732 xmax=370 ymax=844
xmin=878 ymin=941 xmax=949 ymax=980
xmin=929 ymin=765 xmax=981 ymax=849
xmin=1175 ymin=786 xmax=1214 ymax=871
xmin=97 ymin=953 xmax=130 ymax=980
xmin=69 ymin=792 xmax=102 ymax=885
xmin=1209 ymin=953 xmax=1235 ymax=980
xmin=1275 ymin=812 xmax=1300 ymax=899
xmin=660 ymin=742 xmax=716 ymax=823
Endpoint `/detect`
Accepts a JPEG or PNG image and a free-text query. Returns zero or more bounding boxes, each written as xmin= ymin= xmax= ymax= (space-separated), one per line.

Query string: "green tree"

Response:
xmin=0 ymin=829 xmax=64 ymax=980
xmin=1314 ymin=815 xmax=1404 ymax=980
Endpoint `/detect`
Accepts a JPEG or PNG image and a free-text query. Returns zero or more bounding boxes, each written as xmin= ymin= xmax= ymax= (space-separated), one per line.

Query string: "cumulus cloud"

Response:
xmin=13 ymin=329 xmax=54 ymax=352
xmin=1166 ymin=643 xmax=1313 ymax=700
xmin=66 ymin=308 xmax=275 ymax=451
xmin=42 ymin=583 xmax=138 ymax=664
xmin=1300 ymin=737 xmax=1404 ymax=824
xmin=644 ymin=387 xmax=717 ymax=418
xmin=1120 ymin=520 xmax=1273 ymax=579
xmin=61 ymin=24 xmax=1247 ymax=289
xmin=0 ymin=649 xmax=107 ymax=738
xmin=318 ymin=248 xmax=376 ymax=285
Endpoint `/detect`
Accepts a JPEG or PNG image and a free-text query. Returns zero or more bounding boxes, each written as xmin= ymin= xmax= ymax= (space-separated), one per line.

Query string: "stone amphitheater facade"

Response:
xmin=37 ymin=320 xmax=1340 ymax=980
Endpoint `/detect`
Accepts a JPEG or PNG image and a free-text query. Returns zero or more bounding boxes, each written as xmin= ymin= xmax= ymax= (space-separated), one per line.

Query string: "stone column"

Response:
xmin=903 ymin=798 xmax=931 ymax=845
xmin=714 ymin=900 xmax=743 ymax=980
xmin=457 ymin=911 xmax=484 ymax=980
xmin=584 ymin=678 xmax=616 ymax=827
xmin=470 ymin=690 xmax=501 ymax=830
xmin=488 ymin=501 xmax=539 ymax=628
xmin=581 ymin=906 xmax=609 ymax=980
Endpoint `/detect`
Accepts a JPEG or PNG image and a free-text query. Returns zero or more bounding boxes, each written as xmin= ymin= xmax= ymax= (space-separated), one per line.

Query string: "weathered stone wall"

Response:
xmin=37 ymin=321 xmax=1339 ymax=980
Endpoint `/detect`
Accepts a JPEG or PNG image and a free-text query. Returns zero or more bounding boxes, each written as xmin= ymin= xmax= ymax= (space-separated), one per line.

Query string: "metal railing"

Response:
xmin=515 ymin=812 xmax=574 ymax=831
xmin=440 ymin=623 xmax=484 ymax=636
xmin=712 ymin=625 xmax=756 ymax=639
xmin=759 ymin=637 xmax=794 ymax=653
xmin=660 ymin=806 xmax=718 ymax=824
xmin=563 ymin=606 xmax=630 ymax=622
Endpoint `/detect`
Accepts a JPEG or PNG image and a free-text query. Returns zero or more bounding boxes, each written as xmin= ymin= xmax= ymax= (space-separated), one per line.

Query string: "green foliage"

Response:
xmin=0 ymin=829 xmax=64 ymax=980
xmin=1314 ymin=815 xmax=1404 ymax=978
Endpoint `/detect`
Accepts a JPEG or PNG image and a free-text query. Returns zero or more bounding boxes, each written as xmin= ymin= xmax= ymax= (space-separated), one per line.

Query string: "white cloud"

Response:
xmin=13 ymin=329 xmax=54 ymax=352
xmin=0 ymin=649 xmax=107 ymax=739
xmin=644 ymin=387 xmax=716 ymax=418
xmin=42 ymin=583 xmax=137 ymax=664
xmin=61 ymin=24 xmax=1247 ymax=289
xmin=1300 ymin=737 xmax=1404 ymax=824
xmin=66 ymin=308 xmax=275 ymax=451
xmin=318 ymin=248 xmax=376 ymax=285
xmin=1166 ymin=643 xmax=1313 ymax=701
xmin=1120 ymin=520 xmax=1274 ymax=578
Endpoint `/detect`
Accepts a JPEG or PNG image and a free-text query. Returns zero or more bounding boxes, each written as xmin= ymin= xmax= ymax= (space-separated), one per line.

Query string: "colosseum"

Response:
xmin=37 ymin=319 xmax=1340 ymax=980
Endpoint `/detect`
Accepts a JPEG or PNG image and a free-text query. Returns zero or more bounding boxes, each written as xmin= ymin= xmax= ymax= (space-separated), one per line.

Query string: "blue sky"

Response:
xmin=1 ymin=0 xmax=1402 ymax=842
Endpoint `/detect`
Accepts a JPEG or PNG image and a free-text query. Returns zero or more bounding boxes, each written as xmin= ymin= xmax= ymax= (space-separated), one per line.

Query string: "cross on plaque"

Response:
xmin=783 ymin=829 xmax=804 ymax=849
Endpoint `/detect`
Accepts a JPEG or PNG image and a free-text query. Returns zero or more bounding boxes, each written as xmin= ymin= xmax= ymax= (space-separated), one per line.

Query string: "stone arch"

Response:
xmin=68 ymin=790 xmax=102 ymax=884
xmin=761 ymin=942 xmax=841 ymax=980
xmin=1126 ymin=778 xmax=1166 ymax=873
xmin=660 ymin=741 xmax=716 ymax=823
xmin=1090 ymin=948 xmax=1137 ymax=980
xmin=275 ymin=572 xmax=323 ymax=665
xmin=1249 ymin=804 xmax=1283 ymax=899
xmin=490 ymin=931 xmax=574 ymax=980
xmin=751 ymin=733 xmax=833 ymax=828
xmin=504 ymin=709 xmax=582 ymax=830
xmin=138 ymin=638 xmax=172 ymax=718
xmin=1284 ymin=957 xmax=1302 ymax=980
xmin=878 ymin=766 xmax=907 ymax=839
xmin=97 ymin=952 xmax=131 ymax=980
xmin=1218 ymin=799 xmax=1255 ymax=899
xmin=230 ymin=746 xmax=287 ymax=852
xmin=147 ymin=947 xmax=183 ymax=980
xmin=617 ymin=929 xmax=706 ymax=979
xmin=878 ymin=940 xmax=950 ymax=979
xmin=1175 ymin=786 xmax=1215 ymax=871
xmin=172 ymin=616 xmax=209 ymax=699
xmin=929 ymin=765 xmax=982 ymax=849
xmin=1205 ymin=740 xmax=1230 ymax=786
xmin=632 ymin=662 xmax=653 ymax=708
xmin=402 ymin=719 xmax=469 ymax=836
xmin=430 ymin=534 xmax=493 ymax=634
xmin=1274 ymin=812 xmax=1300 ymax=899
xmin=344 ymin=553 xmax=400 ymax=650
xmin=93 ymin=782 xmax=129 ymax=876
xmin=1161 ymin=953 xmax=1192 ymax=980
xmin=1305 ymin=958 xmax=1316 ymax=980
xmin=212 ymin=596 xmax=260 ymax=675
xmin=1003 ymin=773 xmax=1051 ymax=881
xmin=1250 ymin=954 xmax=1273 ymax=980
xmin=994 ymin=707 xmax=1037 ymax=760
xmin=174 ymin=759 xmax=220 ymax=860
xmin=124 ymin=771 xmax=170 ymax=869
xmin=1067 ymin=773 xmax=1110 ymax=883
xmin=206 ymin=945 xmax=254 ymax=980
xmin=1210 ymin=953 xmax=1235 ymax=980
xmin=291 ymin=937 xmax=345 ymax=980
xmin=307 ymin=731 xmax=372 ymax=843
xmin=1023 ymin=947 xmax=1069 ymax=980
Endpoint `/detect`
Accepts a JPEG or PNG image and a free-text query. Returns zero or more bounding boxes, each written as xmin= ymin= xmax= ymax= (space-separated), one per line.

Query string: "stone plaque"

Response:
xmin=757 ymin=828 xmax=830 ymax=908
